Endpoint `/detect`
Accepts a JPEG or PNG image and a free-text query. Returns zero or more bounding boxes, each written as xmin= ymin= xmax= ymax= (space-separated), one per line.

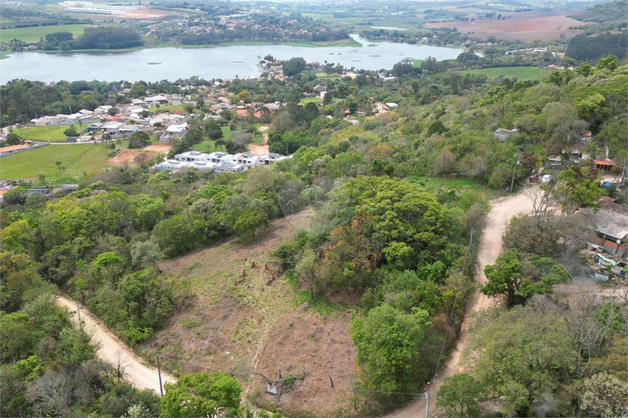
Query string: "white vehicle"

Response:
xmin=541 ymin=174 xmax=552 ymax=183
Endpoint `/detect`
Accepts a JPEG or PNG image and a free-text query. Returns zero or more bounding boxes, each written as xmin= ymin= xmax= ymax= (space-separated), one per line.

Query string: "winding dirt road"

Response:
xmin=386 ymin=190 xmax=536 ymax=418
xmin=57 ymin=296 xmax=177 ymax=394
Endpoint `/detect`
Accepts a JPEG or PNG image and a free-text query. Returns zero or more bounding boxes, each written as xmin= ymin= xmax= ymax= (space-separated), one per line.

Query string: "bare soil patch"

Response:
xmin=426 ymin=11 xmax=586 ymax=42
xmin=124 ymin=9 xmax=171 ymax=19
xmin=143 ymin=143 xmax=172 ymax=153
xmin=107 ymin=150 xmax=144 ymax=166
xmin=248 ymin=143 xmax=269 ymax=155
xmin=144 ymin=209 xmax=359 ymax=416
xmin=249 ymin=127 xmax=270 ymax=155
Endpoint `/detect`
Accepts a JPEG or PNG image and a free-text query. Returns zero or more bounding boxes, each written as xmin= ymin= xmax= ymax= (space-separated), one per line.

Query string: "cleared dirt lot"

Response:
xmin=144 ymin=209 xmax=359 ymax=417
xmin=426 ymin=10 xmax=586 ymax=42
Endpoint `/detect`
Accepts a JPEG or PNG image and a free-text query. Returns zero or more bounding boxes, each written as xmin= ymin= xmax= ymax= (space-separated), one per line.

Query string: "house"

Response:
xmin=166 ymin=124 xmax=188 ymax=137
xmin=101 ymin=122 xmax=122 ymax=134
xmin=31 ymin=116 xmax=60 ymax=126
xmin=592 ymin=208 xmax=628 ymax=257
xmin=144 ymin=95 xmax=170 ymax=106
xmin=85 ymin=122 xmax=103 ymax=132
xmin=118 ymin=125 xmax=139 ymax=134
xmin=231 ymin=152 xmax=259 ymax=167
xmin=494 ymin=128 xmax=519 ymax=142
xmin=212 ymin=161 xmax=247 ymax=173
xmin=257 ymin=153 xmax=290 ymax=166
xmin=154 ymin=160 xmax=188 ymax=171
xmin=592 ymin=159 xmax=615 ymax=172
xmin=175 ymin=150 xmax=207 ymax=163
xmin=544 ymin=156 xmax=563 ymax=170
xmin=0 ymin=144 xmax=30 ymax=157
xmin=375 ymin=103 xmax=390 ymax=112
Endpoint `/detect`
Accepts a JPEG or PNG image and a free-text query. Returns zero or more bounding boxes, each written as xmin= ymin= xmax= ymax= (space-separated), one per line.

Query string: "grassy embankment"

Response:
xmin=1 ymin=144 xmax=110 ymax=179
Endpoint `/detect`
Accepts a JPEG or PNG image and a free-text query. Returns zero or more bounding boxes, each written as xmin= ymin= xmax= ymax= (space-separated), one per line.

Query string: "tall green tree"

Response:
xmin=436 ymin=373 xmax=484 ymax=417
xmin=351 ymin=304 xmax=439 ymax=403
xmin=467 ymin=307 xmax=577 ymax=417
xmin=161 ymin=372 xmax=242 ymax=418
xmin=482 ymin=249 xmax=571 ymax=308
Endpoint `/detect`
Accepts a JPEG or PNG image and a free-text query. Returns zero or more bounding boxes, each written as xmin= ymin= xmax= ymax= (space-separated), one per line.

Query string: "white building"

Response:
xmin=144 ymin=96 xmax=170 ymax=106
xmin=155 ymin=150 xmax=290 ymax=173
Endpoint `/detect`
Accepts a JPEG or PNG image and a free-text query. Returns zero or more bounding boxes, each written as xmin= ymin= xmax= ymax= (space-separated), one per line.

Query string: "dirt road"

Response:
xmin=56 ymin=296 xmax=177 ymax=394
xmin=386 ymin=190 xmax=535 ymax=418
xmin=248 ymin=125 xmax=270 ymax=155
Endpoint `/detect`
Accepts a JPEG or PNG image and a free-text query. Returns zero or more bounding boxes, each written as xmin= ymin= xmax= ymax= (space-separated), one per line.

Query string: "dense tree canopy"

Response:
xmin=161 ymin=371 xmax=242 ymax=418
xmin=482 ymin=249 xmax=571 ymax=308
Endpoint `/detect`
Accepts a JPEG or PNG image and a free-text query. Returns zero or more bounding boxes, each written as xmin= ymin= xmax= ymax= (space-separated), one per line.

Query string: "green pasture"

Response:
xmin=14 ymin=125 xmax=72 ymax=142
xmin=0 ymin=24 xmax=94 ymax=43
xmin=456 ymin=66 xmax=550 ymax=81
xmin=1 ymin=144 xmax=111 ymax=179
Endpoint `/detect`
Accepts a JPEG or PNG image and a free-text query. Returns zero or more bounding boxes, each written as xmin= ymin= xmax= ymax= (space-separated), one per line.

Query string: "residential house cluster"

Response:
xmin=153 ymin=151 xmax=290 ymax=173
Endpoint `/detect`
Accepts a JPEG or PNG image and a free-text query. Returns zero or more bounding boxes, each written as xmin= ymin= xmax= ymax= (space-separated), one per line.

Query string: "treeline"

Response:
xmin=569 ymin=0 xmax=628 ymax=23
xmin=178 ymin=27 xmax=348 ymax=45
xmin=31 ymin=26 xmax=143 ymax=51
xmin=566 ymin=33 xmax=628 ymax=61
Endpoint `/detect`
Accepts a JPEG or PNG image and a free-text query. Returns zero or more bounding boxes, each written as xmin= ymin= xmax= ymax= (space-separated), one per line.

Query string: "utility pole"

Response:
xmin=76 ymin=300 xmax=81 ymax=325
xmin=425 ymin=391 xmax=430 ymax=418
xmin=509 ymin=152 xmax=518 ymax=192
xmin=157 ymin=355 xmax=164 ymax=397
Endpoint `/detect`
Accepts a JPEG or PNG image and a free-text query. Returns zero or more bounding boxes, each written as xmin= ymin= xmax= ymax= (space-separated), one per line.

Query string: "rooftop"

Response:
xmin=594 ymin=209 xmax=628 ymax=240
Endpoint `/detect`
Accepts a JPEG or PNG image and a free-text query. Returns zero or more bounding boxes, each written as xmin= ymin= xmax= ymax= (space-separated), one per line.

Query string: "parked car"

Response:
xmin=529 ymin=174 xmax=539 ymax=183
xmin=541 ymin=174 xmax=552 ymax=183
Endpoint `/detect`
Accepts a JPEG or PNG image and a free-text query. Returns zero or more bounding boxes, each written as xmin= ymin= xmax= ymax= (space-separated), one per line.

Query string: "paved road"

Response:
xmin=57 ymin=296 xmax=177 ymax=394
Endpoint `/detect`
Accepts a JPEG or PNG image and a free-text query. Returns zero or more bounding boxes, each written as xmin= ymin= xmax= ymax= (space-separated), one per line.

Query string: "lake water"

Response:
xmin=0 ymin=35 xmax=462 ymax=84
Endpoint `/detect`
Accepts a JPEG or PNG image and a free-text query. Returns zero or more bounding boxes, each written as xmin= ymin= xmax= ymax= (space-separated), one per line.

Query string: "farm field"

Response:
xmin=0 ymin=24 xmax=95 ymax=43
xmin=456 ymin=66 xmax=550 ymax=81
xmin=14 ymin=125 xmax=75 ymax=142
xmin=425 ymin=10 xmax=586 ymax=42
xmin=143 ymin=209 xmax=358 ymax=417
xmin=1 ymin=144 xmax=110 ymax=179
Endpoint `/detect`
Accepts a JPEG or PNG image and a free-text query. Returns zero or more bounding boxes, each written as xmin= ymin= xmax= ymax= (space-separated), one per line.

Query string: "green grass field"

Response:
xmin=0 ymin=24 xmax=94 ymax=43
xmin=301 ymin=97 xmax=322 ymax=104
xmin=1 ymin=144 xmax=111 ymax=179
xmin=456 ymin=66 xmax=550 ymax=81
xmin=405 ymin=176 xmax=493 ymax=201
xmin=14 ymin=125 xmax=72 ymax=142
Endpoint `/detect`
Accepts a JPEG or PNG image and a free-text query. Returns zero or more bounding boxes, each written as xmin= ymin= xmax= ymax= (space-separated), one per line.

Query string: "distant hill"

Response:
xmin=569 ymin=0 xmax=628 ymax=23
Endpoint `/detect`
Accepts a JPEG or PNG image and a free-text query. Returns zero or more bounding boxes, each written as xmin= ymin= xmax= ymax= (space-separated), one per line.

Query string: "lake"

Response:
xmin=0 ymin=35 xmax=463 ymax=84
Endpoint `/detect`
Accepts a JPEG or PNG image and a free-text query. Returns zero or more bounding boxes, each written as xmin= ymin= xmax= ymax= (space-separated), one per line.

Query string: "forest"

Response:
xmin=1 ymin=51 xmax=627 ymax=417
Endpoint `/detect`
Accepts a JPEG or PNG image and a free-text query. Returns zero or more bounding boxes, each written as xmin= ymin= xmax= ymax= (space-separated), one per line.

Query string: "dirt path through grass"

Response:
xmin=386 ymin=189 xmax=535 ymax=418
xmin=56 ymin=296 xmax=177 ymax=394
